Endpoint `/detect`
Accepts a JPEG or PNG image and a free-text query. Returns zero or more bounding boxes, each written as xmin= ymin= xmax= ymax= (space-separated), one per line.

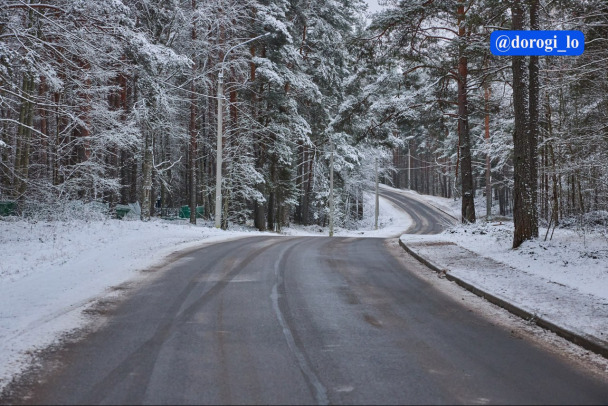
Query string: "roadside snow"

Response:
xmin=0 ymin=218 xmax=256 ymax=389
xmin=0 ymin=193 xmax=407 ymax=390
xmin=384 ymin=185 xmax=608 ymax=352
xmin=438 ymin=221 xmax=608 ymax=300
xmin=380 ymin=184 xmax=461 ymax=219
xmin=381 ymin=184 xmax=608 ymax=302
xmin=1 ymin=186 xmax=606 ymax=390
xmin=282 ymin=191 xmax=412 ymax=238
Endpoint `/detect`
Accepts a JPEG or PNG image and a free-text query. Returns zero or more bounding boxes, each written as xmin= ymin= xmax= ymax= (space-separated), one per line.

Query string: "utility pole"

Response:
xmin=329 ymin=141 xmax=334 ymax=237
xmin=374 ymin=158 xmax=379 ymax=230
xmin=215 ymin=71 xmax=223 ymax=228
xmin=407 ymin=144 xmax=411 ymax=190
xmin=215 ymin=32 xmax=270 ymax=229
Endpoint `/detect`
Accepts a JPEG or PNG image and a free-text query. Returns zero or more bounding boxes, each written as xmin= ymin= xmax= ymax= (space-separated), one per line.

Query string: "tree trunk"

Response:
xmin=545 ymin=95 xmax=559 ymax=227
xmin=528 ymin=0 xmax=540 ymax=237
xmin=38 ymin=76 xmax=49 ymax=178
xmin=484 ymin=70 xmax=492 ymax=220
xmin=267 ymin=168 xmax=275 ymax=231
xmin=254 ymin=193 xmax=266 ymax=231
xmin=457 ymin=0 xmax=475 ymax=223
xmin=511 ymin=0 xmax=535 ymax=248
xmin=189 ymin=85 xmax=198 ymax=224
xmin=15 ymin=74 xmax=35 ymax=200
xmin=0 ymin=102 xmax=10 ymax=193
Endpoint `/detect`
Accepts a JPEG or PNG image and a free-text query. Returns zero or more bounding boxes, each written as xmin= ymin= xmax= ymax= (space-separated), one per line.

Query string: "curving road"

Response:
xmin=2 ymin=190 xmax=607 ymax=404
xmin=379 ymin=187 xmax=458 ymax=234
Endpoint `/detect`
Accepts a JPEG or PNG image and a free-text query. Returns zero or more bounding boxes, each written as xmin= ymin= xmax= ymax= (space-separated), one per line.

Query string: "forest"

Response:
xmin=1 ymin=0 xmax=607 ymax=247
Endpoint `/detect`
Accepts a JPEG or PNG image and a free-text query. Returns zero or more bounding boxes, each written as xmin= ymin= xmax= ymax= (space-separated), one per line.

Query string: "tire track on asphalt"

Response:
xmin=85 ymin=237 xmax=285 ymax=404
xmin=380 ymin=189 xmax=456 ymax=234
xmin=271 ymin=237 xmax=330 ymax=406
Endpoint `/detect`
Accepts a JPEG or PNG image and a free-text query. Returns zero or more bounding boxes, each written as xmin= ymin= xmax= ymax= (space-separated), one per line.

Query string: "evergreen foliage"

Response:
xmin=1 ymin=0 xmax=607 ymax=243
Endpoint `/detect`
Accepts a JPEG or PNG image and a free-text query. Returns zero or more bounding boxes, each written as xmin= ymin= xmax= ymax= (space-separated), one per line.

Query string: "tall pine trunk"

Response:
xmin=15 ymin=74 xmax=35 ymax=200
xmin=484 ymin=75 xmax=492 ymax=219
xmin=457 ymin=1 xmax=475 ymax=223
xmin=528 ymin=0 xmax=540 ymax=237
xmin=511 ymin=0 xmax=535 ymax=248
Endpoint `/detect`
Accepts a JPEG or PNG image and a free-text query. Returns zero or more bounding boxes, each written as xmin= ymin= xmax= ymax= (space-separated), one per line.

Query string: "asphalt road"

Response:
xmin=2 ymin=191 xmax=607 ymax=405
xmin=378 ymin=187 xmax=457 ymax=234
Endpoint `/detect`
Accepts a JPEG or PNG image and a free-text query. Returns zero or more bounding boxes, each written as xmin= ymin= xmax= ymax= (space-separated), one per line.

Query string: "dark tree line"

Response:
xmin=2 ymin=0 xmax=607 ymax=248
xmin=366 ymin=0 xmax=608 ymax=247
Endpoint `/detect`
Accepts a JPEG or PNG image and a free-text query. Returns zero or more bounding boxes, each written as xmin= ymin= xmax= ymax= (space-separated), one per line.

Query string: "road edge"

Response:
xmin=398 ymin=238 xmax=608 ymax=360
xmin=379 ymin=185 xmax=459 ymax=222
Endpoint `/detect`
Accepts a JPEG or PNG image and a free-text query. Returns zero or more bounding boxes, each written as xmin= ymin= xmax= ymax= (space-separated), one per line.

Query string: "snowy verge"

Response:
xmin=0 ymin=218 xmax=258 ymax=390
xmin=0 ymin=192 xmax=407 ymax=390
xmin=281 ymin=191 xmax=412 ymax=238
xmin=379 ymin=184 xmax=461 ymax=220
xmin=386 ymin=185 xmax=608 ymax=355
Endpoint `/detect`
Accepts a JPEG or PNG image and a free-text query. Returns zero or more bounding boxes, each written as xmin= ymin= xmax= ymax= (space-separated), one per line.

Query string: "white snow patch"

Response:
xmin=383 ymin=184 xmax=608 ymax=301
xmin=386 ymin=185 xmax=608 ymax=351
xmin=281 ymin=191 xmax=412 ymax=238
xmin=380 ymin=184 xmax=460 ymax=219
xmin=0 ymin=218 xmax=256 ymax=390
xmin=0 ymin=193 xmax=411 ymax=389
xmin=1 ymin=185 xmax=606 ymax=390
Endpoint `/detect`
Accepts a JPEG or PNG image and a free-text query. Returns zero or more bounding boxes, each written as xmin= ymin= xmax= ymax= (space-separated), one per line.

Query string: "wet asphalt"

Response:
xmin=2 ymin=191 xmax=607 ymax=405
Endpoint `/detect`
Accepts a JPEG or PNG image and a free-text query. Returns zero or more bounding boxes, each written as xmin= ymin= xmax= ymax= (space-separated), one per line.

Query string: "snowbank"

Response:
xmin=1 ymin=186 xmax=606 ymax=390
xmin=0 ymin=193 xmax=407 ymax=389
xmin=388 ymin=185 xmax=608 ymax=356
xmin=281 ymin=191 xmax=412 ymax=238
xmin=0 ymin=218 xmax=255 ymax=389
xmin=382 ymin=184 xmax=608 ymax=301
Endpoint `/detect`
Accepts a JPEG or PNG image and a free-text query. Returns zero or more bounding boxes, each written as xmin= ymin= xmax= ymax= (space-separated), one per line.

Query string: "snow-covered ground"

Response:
xmin=383 ymin=184 xmax=608 ymax=358
xmin=1 ymin=187 xmax=607 ymax=390
xmin=0 ymin=193 xmax=406 ymax=390
xmin=281 ymin=191 xmax=411 ymax=238
xmin=0 ymin=219 xmax=259 ymax=390
xmin=382 ymin=184 xmax=608 ymax=301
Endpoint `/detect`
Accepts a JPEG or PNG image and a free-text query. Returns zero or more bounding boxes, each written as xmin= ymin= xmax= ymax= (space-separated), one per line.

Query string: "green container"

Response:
xmin=179 ymin=206 xmax=204 ymax=219
xmin=0 ymin=201 xmax=16 ymax=216
xmin=115 ymin=205 xmax=131 ymax=219
xmin=179 ymin=205 xmax=190 ymax=219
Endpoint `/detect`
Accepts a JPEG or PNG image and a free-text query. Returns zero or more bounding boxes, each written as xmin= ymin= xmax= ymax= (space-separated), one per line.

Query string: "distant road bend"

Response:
xmin=379 ymin=187 xmax=457 ymax=235
xmin=3 ymin=189 xmax=607 ymax=405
